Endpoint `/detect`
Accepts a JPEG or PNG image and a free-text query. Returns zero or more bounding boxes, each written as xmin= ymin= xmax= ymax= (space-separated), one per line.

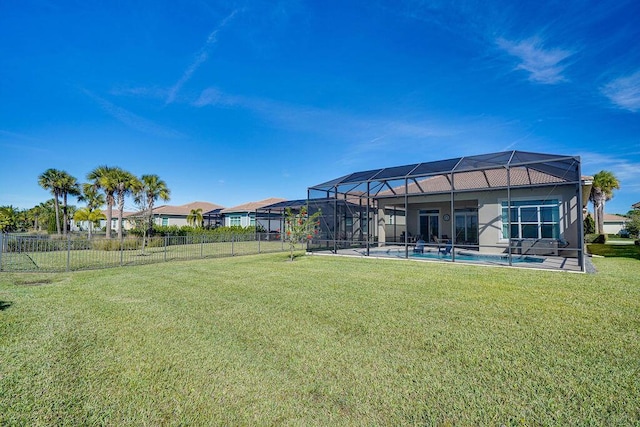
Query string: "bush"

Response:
xmin=583 ymin=213 xmax=595 ymax=235
xmin=129 ymin=225 xmax=260 ymax=238
xmin=91 ymin=238 xmax=141 ymax=251
xmin=585 ymin=234 xmax=607 ymax=244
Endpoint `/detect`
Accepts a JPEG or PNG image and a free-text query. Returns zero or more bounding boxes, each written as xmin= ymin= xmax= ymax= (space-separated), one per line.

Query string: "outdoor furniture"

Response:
xmin=439 ymin=242 xmax=452 ymax=256
xmin=413 ymin=239 xmax=425 ymax=253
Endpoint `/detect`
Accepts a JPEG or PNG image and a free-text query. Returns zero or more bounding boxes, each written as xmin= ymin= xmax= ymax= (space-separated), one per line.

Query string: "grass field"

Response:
xmin=1 ymin=253 xmax=639 ymax=425
xmin=588 ymin=243 xmax=640 ymax=259
xmin=0 ymin=239 xmax=287 ymax=272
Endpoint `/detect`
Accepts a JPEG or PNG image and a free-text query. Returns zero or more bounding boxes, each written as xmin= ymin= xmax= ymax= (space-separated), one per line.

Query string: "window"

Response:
xmin=501 ymin=199 xmax=559 ymax=239
xmin=162 ymin=217 xmax=168 ymax=226
xmin=455 ymin=209 xmax=478 ymax=244
xmin=229 ymin=216 xmax=241 ymax=227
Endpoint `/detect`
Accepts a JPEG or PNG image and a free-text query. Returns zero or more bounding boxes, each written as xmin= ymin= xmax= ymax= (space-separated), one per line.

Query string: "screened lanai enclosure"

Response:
xmin=307 ymin=151 xmax=591 ymax=272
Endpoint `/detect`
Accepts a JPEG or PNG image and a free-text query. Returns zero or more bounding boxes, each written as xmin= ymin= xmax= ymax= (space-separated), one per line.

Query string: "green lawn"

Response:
xmin=588 ymin=243 xmax=640 ymax=259
xmin=1 ymin=239 xmax=286 ymax=272
xmin=1 ymin=253 xmax=639 ymax=425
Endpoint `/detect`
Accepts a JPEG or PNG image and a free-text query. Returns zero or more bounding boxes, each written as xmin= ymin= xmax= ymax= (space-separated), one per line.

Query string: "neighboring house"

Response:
xmin=602 ymin=213 xmax=629 ymax=235
xmin=308 ymin=150 xmax=590 ymax=270
xmin=93 ymin=210 xmax=135 ymax=232
xmin=148 ymin=201 xmax=225 ymax=227
xmin=633 ymin=201 xmax=640 ymax=210
xmin=221 ymin=197 xmax=285 ymax=229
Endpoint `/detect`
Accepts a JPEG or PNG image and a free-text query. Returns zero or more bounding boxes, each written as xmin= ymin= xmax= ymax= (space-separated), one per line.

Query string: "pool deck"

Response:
xmin=314 ymin=245 xmax=586 ymax=273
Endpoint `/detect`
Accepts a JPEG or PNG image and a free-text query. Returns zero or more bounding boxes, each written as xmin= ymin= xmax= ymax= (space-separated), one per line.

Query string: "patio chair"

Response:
xmin=439 ymin=242 xmax=452 ymax=256
xmin=413 ymin=239 xmax=426 ymax=253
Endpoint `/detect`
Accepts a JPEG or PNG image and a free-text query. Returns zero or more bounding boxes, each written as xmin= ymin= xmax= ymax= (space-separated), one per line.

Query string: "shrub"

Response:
xmin=585 ymin=234 xmax=607 ymax=244
xmin=91 ymin=238 xmax=140 ymax=251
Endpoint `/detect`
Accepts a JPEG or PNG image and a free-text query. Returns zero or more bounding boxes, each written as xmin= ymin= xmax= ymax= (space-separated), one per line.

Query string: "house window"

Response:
xmin=501 ymin=199 xmax=560 ymax=239
xmin=455 ymin=209 xmax=478 ymax=244
xmin=229 ymin=216 xmax=241 ymax=227
xmin=162 ymin=217 xmax=168 ymax=226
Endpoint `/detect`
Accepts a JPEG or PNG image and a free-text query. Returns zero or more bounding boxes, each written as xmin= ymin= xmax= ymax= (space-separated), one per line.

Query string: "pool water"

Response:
xmin=363 ymin=248 xmax=544 ymax=264
xmin=411 ymin=251 xmax=544 ymax=264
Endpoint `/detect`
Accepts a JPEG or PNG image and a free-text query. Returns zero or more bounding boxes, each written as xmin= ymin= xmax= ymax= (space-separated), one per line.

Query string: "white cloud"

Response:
xmin=166 ymin=10 xmax=239 ymax=105
xmin=601 ymin=71 xmax=640 ymax=112
xmin=497 ymin=36 xmax=574 ymax=84
xmin=580 ymin=151 xmax=640 ymax=182
xmin=84 ymin=90 xmax=185 ymax=139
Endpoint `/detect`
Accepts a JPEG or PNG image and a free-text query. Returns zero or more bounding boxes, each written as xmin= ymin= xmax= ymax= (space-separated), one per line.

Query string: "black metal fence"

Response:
xmin=0 ymin=233 xmax=289 ymax=272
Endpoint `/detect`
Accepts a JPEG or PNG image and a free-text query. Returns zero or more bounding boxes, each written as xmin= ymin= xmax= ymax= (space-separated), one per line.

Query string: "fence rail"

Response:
xmin=0 ymin=233 xmax=289 ymax=272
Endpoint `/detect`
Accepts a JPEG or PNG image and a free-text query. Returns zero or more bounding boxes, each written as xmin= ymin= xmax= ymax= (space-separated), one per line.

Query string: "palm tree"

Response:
xmin=589 ymin=170 xmax=620 ymax=234
xmin=0 ymin=205 xmax=19 ymax=232
xmin=58 ymin=172 xmax=81 ymax=236
xmin=77 ymin=183 xmax=106 ymax=239
xmin=87 ymin=166 xmax=119 ymax=239
xmin=73 ymin=207 xmax=106 ymax=240
xmin=78 ymin=183 xmax=106 ymax=211
xmin=38 ymin=168 xmax=64 ymax=235
xmin=135 ymin=174 xmax=170 ymax=235
xmin=187 ymin=208 xmax=204 ymax=228
xmin=112 ymin=169 xmax=141 ymax=240
xmin=26 ymin=205 xmax=42 ymax=232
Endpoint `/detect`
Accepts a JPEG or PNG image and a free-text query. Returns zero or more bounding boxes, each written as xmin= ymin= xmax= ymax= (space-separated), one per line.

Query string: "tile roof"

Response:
xmin=221 ymin=197 xmax=286 ymax=213
xmin=152 ymin=201 xmax=224 ymax=216
xmin=603 ymin=214 xmax=629 ymax=222
xmin=101 ymin=210 xmax=135 ymax=218
xmin=374 ymin=166 xmax=570 ymax=197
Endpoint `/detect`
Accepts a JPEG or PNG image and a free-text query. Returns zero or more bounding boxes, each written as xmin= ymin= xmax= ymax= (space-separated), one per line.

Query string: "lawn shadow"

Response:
xmin=0 ymin=301 xmax=12 ymax=311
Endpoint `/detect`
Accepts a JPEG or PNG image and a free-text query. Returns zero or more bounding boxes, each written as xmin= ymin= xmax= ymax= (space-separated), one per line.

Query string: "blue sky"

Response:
xmin=1 ymin=0 xmax=639 ymax=214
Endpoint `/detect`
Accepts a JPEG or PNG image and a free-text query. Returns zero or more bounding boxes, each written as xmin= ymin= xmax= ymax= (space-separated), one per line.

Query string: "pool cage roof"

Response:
xmin=309 ymin=150 xmax=582 ymax=199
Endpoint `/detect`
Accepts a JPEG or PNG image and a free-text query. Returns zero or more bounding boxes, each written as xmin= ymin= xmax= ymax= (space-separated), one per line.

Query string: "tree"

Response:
xmin=27 ymin=205 xmax=43 ymax=232
xmin=76 ymin=183 xmax=106 ymax=239
xmin=133 ymin=174 xmax=170 ymax=254
xmin=87 ymin=166 xmax=119 ymax=239
xmin=187 ymin=208 xmax=203 ymax=228
xmin=38 ymin=168 xmax=64 ymax=235
xmin=135 ymin=174 xmax=170 ymax=235
xmin=58 ymin=171 xmax=81 ymax=236
xmin=77 ymin=183 xmax=106 ymax=238
xmin=284 ymin=206 xmax=321 ymax=261
xmin=0 ymin=205 xmax=20 ymax=232
xmin=583 ymin=212 xmax=595 ymax=235
xmin=625 ymin=210 xmax=640 ymax=238
xmin=112 ymin=169 xmax=141 ymax=240
xmin=589 ymin=171 xmax=620 ymax=234
xmin=73 ymin=208 xmax=106 ymax=240
xmin=78 ymin=183 xmax=106 ymax=211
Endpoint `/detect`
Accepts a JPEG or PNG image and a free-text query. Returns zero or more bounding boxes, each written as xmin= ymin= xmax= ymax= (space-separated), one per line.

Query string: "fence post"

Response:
xmin=231 ymin=234 xmax=234 ymax=256
xmin=0 ymin=233 xmax=3 ymax=271
xmin=67 ymin=235 xmax=71 ymax=272
xmin=164 ymin=235 xmax=167 ymax=262
xmin=258 ymin=232 xmax=261 ymax=254
xmin=200 ymin=235 xmax=204 ymax=258
xmin=120 ymin=237 xmax=124 ymax=266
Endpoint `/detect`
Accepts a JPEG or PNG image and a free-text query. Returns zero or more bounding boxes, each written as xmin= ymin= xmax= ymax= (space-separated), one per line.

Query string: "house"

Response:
xmin=147 ymin=201 xmax=224 ymax=227
xmin=602 ymin=213 xmax=629 ymax=235
xmin=95 ymin=210 xmax=135 ymax=232
xmin=307 ymin=150 xmax=590 ymax=271
xmin=633 ymin=201 xmax=640 ymax=210
xmin=221 ymin=197 xmax=285 ymax=229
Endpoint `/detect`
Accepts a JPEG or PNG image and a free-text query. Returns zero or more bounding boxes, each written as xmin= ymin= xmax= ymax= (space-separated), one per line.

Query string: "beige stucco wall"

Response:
xmin=376 ymin=184 xmax=581 ymax=256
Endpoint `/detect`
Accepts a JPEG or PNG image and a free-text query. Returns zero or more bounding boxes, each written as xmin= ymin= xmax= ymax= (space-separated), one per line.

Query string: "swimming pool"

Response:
xmin=362 ymin=248 xmax=544 ymax=264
